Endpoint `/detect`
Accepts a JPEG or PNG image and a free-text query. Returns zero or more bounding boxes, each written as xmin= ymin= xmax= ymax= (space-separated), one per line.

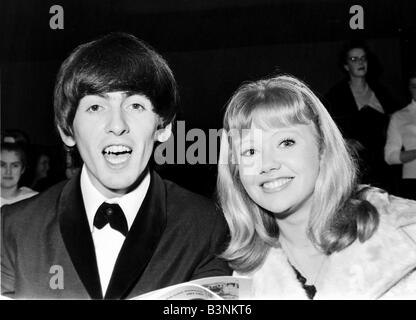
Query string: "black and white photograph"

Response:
xmin=1 ymin=0 xmax=416 ymax=306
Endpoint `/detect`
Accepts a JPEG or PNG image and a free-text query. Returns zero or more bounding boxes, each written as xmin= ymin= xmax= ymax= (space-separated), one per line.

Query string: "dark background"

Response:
xmin=1 ymin=0 xmax=416 ymax=196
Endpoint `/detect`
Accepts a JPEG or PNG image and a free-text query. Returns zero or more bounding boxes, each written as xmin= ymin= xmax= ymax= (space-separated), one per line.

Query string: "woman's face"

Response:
xmin=344 ymin=48 xmax=368 ymax=78
xmin=237 ymin=122 xmax=320 ymax=217
xmin=1 ymin=150 xmax=24 ymax=189
xmin=36 ymin=154 xmax=50 ymax=178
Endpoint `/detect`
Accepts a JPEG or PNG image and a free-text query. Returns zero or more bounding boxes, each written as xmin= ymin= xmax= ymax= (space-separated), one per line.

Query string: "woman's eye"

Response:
xmin=280 ymin=139 xmax=295 ymax=147
xmin=86 ymin=104 xmax=102 ymax=112
xmin=242 ymin=148 xmax=256 ymax=157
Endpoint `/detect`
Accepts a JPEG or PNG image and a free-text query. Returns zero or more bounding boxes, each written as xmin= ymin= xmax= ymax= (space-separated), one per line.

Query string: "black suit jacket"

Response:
xmin=1 ymin=171 xmax=232 ymax=299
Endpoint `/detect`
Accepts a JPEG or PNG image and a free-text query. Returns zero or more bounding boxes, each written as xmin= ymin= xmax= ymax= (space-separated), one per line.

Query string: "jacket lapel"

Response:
xmin=104 ymin=171 xmax=167 ymax=299
xmin=58 ymin=174 xmax=103 ymax=299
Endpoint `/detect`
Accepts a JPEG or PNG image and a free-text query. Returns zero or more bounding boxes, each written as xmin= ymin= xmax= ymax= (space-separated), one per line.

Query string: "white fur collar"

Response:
xmin=238 ymin=190 xmax=416 ymax=299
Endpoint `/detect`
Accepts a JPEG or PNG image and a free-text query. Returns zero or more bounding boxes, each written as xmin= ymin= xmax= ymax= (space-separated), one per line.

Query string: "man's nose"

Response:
xmin=106 ymin=108 xmax=129 ymax=135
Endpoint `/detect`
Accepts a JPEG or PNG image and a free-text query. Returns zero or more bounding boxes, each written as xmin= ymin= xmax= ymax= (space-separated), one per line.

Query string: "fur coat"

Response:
xmin=237 ymin=189 xmax=416 ymax=299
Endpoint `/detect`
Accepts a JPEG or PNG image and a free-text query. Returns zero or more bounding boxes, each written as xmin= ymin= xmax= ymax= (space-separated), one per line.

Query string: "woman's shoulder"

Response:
xmin=1 ymin=187 xmax=38 ymax=207
xmin=18 ymin=186 xmax=38 ymax=196
xmin=363 ymin=186 xmax=416 ymax=230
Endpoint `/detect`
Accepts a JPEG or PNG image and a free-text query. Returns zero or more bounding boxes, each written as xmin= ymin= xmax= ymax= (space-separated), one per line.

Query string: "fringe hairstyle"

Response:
xmin=54 ymin=32 xmax=179 ymax=138
xmin=217 ymin=75 xmax=379 ymax=273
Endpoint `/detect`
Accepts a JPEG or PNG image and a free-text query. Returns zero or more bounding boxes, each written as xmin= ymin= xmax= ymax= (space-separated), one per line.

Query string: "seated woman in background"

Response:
xmin=217 ymin=75 xmax=416 ymax=299
xmin=1 ymin=143 xmax=38 ymax=207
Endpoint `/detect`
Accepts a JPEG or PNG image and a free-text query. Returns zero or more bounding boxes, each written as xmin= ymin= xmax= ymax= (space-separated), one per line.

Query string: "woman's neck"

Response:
xmin=276 ymin=206 xmax=316 ymax=251
xmin=276 ymin=207 xmax=327 ymax=284
xmin=349 ymin=76 xmax=367 ymax=91
xmin=1 ymin=186 xmax=19 ymax=199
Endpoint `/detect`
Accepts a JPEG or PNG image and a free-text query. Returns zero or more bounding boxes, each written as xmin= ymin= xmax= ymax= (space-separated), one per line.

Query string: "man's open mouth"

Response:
xmin=102 ymin=145 xmax=132 ymax=165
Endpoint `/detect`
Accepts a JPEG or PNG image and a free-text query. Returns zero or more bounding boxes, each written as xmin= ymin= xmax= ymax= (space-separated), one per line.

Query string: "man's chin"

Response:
xmin=106 ymin=171 xmax=148 ymax=194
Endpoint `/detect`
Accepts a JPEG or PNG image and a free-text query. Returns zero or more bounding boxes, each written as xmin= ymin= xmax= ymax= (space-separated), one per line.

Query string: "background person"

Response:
xmin=218 ymin=75 xmax=416 ymax=299
xmin=1 ymin=143 xmax=38 ymax=207
xmin=385 ymin=70 xmax=416 ymax=200
xmin=28 ymin=148 xmax=53 ymax=192
xmin=325 ymin=40 xmax=398 ymax=193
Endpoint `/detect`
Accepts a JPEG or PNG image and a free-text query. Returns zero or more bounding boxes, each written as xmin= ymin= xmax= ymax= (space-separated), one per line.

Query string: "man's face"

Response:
xmin=59 ymin=91 xmax=170 ymax=198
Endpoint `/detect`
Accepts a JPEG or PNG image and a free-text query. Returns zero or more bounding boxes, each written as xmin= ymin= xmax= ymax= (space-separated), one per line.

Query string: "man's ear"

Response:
xmin=57 ymin=126 xmax=76 ymax=147
xmin=155 ymin=123 xmax=172 ymax=143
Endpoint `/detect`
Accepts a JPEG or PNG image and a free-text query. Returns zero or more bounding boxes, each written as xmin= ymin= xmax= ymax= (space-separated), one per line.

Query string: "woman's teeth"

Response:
xmin=262 ymin=177 xmax=293 ymax=190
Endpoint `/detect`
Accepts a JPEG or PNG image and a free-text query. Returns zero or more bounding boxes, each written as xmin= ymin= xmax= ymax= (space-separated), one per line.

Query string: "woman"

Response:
xmin=1 ymin=143 xmax=38 ymax=207
xmin=218 ymin=75 xmax=416 ymax=299
xmin=29 ymin=148 xmax=53 ymax=192
xmin=325 ymin=41 xmax=396 ymax=192
xmin=385 ymin=71 xmax=416 ymax=200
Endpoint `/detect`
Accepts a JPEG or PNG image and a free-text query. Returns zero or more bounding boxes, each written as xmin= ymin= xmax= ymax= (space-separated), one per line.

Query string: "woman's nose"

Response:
xmin=260 ymin=148 xmax=282 ymax=174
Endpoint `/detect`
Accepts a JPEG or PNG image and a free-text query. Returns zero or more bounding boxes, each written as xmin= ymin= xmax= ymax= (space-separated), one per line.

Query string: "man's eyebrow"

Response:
xmin=92 ymin=91 xmax=147 ymax=98
xmin=124 ymin=91 xmax=146 ymax=98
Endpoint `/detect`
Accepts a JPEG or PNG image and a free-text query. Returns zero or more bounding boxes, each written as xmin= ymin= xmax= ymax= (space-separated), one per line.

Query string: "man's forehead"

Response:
xmin=81 ymin=91 xmax=150 ymax=100
xmin=93 ymin=91 xmax=136 ymax=98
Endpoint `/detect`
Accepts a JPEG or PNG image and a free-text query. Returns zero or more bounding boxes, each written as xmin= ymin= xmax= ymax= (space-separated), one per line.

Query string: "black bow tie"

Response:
xmin=93 ymin=203 xmax=128 ymax=237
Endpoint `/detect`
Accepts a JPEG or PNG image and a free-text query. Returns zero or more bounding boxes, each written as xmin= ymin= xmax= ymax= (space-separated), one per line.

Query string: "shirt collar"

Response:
xmin=80 ymin=165 xmax=151 ymax=233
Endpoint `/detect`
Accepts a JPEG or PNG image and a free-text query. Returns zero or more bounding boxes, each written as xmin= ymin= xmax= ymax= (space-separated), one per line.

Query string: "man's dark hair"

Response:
xmin=54 ymin=32 xmax=179 ymax=137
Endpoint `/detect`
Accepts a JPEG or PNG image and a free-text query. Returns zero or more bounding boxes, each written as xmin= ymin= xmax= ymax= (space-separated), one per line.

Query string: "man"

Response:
xmin=1 ymin=33 xmax=231 ymax=299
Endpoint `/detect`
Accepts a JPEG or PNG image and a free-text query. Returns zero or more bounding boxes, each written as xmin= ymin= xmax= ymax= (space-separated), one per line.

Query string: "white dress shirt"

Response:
xmin=80 ymin=165 xmax=150 ymax=295
xmin=385 ymin=100 xmax=416 ymax=178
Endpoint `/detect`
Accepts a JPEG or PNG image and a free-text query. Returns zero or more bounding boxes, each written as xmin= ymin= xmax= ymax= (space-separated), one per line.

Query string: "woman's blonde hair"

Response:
xmin=217 ymin=75 xmax=379 ymax=273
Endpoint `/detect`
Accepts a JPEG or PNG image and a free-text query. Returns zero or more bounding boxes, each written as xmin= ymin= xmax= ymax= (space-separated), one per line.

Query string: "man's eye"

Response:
xmin=129 ymin=103 xmax=144 ymax=111
xmin=280 ymin=139 xmax=295 ymax=147
xmin=242 ymin=148 xmax=256 ymax=157
xmin=86 ymin=105 xmax=102 ymax=112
